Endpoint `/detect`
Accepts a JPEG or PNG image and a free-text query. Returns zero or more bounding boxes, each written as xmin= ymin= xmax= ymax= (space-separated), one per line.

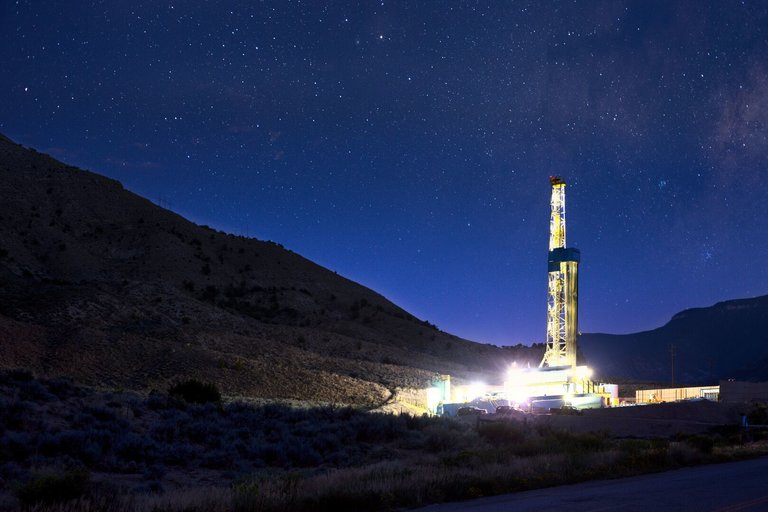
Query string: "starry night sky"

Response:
xmin=2 ymin=1 xmax=767 ymax=345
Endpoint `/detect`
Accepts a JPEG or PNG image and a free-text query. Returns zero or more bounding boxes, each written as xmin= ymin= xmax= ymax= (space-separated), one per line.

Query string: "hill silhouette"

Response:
xmin=0 ymin=134 xmax=542 ymax=406
xmin=580 ymin=295 xmax=768 ymax=384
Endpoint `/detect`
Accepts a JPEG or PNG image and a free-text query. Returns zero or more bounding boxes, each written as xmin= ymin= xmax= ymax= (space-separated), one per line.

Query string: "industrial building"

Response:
xmin=634 ymin=381 xmax=768 ymax=405
xmin=636 ymin=385 xmax=720 ymax=404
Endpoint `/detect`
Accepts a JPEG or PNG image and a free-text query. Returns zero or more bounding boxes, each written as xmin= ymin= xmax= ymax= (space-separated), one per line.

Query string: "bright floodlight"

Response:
xmin=468 ymin=382 xmax=485 ymax=400
xmin=426 ymin=387 xmax=441 ymax=414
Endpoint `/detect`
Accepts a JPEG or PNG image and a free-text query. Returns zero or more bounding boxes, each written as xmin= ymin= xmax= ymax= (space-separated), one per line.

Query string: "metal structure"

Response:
xmin=541 ymin=176 xmax=580 ymax=368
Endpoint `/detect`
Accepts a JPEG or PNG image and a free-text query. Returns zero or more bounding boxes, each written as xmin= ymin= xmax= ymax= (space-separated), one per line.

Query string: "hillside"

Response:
xmin=0 ymin=134 xmax=542 ymax=405
xmin=580 ymin=295 xmax=768 ymax=384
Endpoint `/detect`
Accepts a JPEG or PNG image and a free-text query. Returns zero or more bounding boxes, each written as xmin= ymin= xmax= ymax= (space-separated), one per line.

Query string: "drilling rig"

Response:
xmin=541 ymin=176 xmax=580 ymax=368
xmin=431 ymin=176 xmax=618 ymax=414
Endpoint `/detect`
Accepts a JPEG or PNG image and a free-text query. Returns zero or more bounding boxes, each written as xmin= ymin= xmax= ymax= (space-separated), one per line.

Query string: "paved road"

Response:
xmin=412 ymin=457 xmax=768 ymax=512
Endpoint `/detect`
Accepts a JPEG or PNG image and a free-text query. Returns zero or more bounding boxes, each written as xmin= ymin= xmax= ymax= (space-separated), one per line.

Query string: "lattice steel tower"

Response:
xmin=541 ymin=176 xmax=580 ymax=368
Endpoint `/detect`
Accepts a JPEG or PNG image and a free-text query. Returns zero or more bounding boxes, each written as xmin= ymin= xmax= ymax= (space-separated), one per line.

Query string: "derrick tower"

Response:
xmin=541 ymin=176 xmax=580 ymax=368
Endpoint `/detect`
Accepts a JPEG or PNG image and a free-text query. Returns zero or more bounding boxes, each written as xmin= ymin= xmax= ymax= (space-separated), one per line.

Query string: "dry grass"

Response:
xmin=26 ymin=441 xmax=768 ymax=512
xmin=3 ymin=372 xmax=768 ymax=512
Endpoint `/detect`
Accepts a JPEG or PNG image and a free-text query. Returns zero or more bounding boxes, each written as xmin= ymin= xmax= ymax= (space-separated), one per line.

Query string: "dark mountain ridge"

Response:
xmin=0 ymin=134 xmax=542 ymax=406
xmin=580 ymin=295 xmax=768 ymax=384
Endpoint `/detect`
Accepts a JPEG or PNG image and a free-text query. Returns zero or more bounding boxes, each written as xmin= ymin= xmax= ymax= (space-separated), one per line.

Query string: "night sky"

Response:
xmin=2 ymin=1 xmax=767 ymax=345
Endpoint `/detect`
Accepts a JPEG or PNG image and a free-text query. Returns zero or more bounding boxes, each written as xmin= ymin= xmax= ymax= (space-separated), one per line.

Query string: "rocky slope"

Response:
xmin=0 ymin=134 xmax=542 ymax=405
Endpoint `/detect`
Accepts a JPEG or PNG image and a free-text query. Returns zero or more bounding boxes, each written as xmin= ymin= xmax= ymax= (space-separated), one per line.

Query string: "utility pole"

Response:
xmin=670 ymin=344 xmax=676 ymax=387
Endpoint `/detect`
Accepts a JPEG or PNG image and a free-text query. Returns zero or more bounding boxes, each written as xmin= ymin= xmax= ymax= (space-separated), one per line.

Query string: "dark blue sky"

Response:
xmin=2 ymin=1 xmax=767 ymax=345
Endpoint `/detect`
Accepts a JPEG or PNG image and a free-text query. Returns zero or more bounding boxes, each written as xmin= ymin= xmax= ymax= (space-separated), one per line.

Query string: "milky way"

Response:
xmin=2 ymin=1 xmax=767 ymax=344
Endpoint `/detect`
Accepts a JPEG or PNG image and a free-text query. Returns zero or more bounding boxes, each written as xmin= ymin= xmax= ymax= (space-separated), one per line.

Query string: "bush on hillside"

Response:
xmin=168 ymin=379 xmax=221 ymax=404
xmin=14 ymin=468 xmax=90 ymax=506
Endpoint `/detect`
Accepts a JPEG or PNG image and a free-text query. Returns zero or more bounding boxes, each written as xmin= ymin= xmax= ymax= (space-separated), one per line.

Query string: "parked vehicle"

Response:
xmin=550 ymin=404 xmax=581 ymax=415
xmin=457 ymin=406 xmax=487 ymax=416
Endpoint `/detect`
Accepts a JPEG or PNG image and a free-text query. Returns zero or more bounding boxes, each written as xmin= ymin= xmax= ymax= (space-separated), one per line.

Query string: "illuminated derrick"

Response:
xmin=548 ymin=177 xmax=566 ymax=252
xmin=541 ymin=176 xmax=580 ymax=368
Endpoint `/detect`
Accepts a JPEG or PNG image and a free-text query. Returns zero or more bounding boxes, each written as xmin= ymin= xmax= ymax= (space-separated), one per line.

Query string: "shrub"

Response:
xmin=151 ymin=419 xmax=180 ymax=443
xmin=14 ymin=468 xmax=90 ymax=506
xmin=18 ymin=379 xmax=56 ymax=401
xmin=0 ymin=398 xmax=31 ymax=431
xmin=114 ymin=431 xmax=158 ymax=464
xmin=0 ymin=431 xmax=31 ymax=462
xmin=147 ymin=391 xmax=173 ymax=410
xmin=83 ymin=405 xmax=118 ymax=423
xmin=202 ymin=449 xmax=232 ymax=469
xmin=422 ymin=424 xmax=467 ymax=453
xmin=40 ymin=431 xmax=88 ymax=458
xmin=477 ymin=420 xmax=526 ymax=445
xmin=159 ymin=441 xmax=197 ymax=466
xmin=169 ymin=379 xmax=221 ymax=404
xmin=184 ymin=418 xmax=224 ymax=444
xmin=685 ymin=435 xmax=714 ymax=455
xmin=748 ymin=404 xmax=768 ymax=425
xmin=668 ymin=441 xmax=702 ymax=466
xmin=554 ymin=430 xmax=609 ymax=455
xmin=7 ymin=368 xmax=34 ymax=382
xmin=202 ymin=285 xmax=219 ymax=301
xmin=45 ymin=376 xmax=78 ymax=399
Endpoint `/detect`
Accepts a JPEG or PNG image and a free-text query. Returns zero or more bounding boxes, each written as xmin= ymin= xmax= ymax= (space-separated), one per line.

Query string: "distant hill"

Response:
xmin=580 ymin=295 xmax=768 ymax=384
xmin=0 ymin=134 xmax=542 ymax=406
